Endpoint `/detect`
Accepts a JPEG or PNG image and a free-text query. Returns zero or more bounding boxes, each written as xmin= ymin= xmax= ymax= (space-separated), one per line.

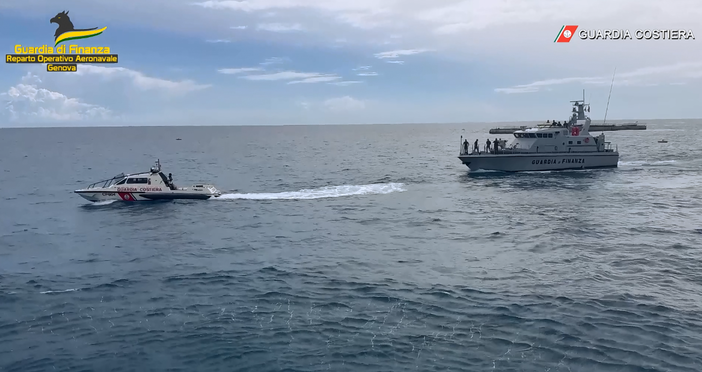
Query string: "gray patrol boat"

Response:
xmin=458 ymin=95 xmax=619 ymax=172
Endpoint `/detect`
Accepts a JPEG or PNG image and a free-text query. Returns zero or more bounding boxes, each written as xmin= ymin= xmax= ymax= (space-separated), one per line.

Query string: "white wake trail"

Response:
xmin=215 ymin=182 xmax=405 ymax=200
xmin=90 ymin=200 xmax=117 ymax=206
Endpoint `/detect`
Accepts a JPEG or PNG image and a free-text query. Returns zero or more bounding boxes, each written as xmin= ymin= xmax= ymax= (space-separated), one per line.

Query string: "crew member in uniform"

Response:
xmin=485 ymin=138 xmax=491 ymax=153
xmin=463 ymin=139 xmax=469 ymax=154
xmin=474 ymin=139 xmax=479 ymax=153
xmin=168 ymin=173 xmax=176 ymax=190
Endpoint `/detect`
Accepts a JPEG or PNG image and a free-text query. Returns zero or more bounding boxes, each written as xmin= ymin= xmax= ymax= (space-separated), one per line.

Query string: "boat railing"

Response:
xmin=460 ymin=144 xmax=527 ymax=155
xmin=85 ymin=174 xmax=126 ymax=189
xmin=459 ymin=137 xmax=619 ymax=155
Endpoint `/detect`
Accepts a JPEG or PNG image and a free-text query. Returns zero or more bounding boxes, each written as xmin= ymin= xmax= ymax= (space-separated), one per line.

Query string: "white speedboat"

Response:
xmin=74 ymin=160 xmax=222 ymax=202
xmin=458 ymin=94 xmax=619 ymax=172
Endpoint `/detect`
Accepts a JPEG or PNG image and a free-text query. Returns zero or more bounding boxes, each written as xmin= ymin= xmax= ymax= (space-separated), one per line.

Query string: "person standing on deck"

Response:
xmin=474 ymin=139 xmax=479 ymax=153
xmin=485 ymin=138 xmax=492 ymax=153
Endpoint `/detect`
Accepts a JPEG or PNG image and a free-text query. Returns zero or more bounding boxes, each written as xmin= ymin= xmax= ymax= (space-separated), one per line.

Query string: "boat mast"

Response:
xmin=603 ymin=68 xmax=616 ymax=125
xmin=580 ymin=88 xmax=591 ymax=134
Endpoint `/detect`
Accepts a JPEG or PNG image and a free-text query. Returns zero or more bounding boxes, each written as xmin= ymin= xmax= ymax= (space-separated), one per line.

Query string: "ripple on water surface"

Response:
xmin=1 ymin=123 xmax=702 ymax=371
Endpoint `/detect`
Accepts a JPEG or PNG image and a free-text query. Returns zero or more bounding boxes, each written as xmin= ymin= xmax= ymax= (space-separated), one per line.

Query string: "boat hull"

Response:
xmin=458 ymin=152 xmax=619 ymax=172
xmin=140 ymin=192 xmax=213 ymax=200
xmin=74 ymin=189 xmax=219 ymax=202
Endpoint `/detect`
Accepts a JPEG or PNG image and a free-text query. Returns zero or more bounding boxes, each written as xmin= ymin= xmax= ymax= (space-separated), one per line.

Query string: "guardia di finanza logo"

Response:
xmin=51 ymin=10 xmax=107 ymax=47
xmin=5 ymin=10 xmax=118 ymax=72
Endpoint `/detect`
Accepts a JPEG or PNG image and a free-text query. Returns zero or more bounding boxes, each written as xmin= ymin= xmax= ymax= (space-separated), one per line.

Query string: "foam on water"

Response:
xmin=215 ymin=182 xmax=405 ymax=200
xmin=89 ymin=200 xmax=117 ymax=206
xmin=619 ymin=159 xmax=677 ymax=166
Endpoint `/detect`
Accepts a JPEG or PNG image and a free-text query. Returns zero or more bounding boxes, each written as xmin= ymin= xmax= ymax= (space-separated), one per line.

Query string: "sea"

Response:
xmin=1 ymin=120 xmax=701 ymax=372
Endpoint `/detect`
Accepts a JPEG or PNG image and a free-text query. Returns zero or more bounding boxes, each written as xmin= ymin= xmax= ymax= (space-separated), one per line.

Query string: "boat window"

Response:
xmin=568 ymin=141 xmax=573 ymax=144
xmin=548 ymin=133 xmax=553 ymax=138
xmin=116 ymin=179 xmax=126 ymax=185
xmin=529 ymin=133 xmax=537 ymax=138
xmin=126 ymin=177 xmax=149 ymax=184
xmin=577 ymin=141 xmax=581 ymax=144
xmin=514 ymin=133 xmax=519 ymax=138
xmin=536 ymin=133 xmax=542 ymax=138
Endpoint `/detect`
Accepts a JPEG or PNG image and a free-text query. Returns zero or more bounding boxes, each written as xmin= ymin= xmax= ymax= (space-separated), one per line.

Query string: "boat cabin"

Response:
xmin=83 ymin=160 xmax=177 ymax=190
xmin=460 ymin=94 xmax=617 ymax=155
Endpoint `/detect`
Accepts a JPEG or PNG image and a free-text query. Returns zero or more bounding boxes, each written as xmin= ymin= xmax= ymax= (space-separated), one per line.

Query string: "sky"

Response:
xmin=1 ymin=0 xmax=701 ymax=127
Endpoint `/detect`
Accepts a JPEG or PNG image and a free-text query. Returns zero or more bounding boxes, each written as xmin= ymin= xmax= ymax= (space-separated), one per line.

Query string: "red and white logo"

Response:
xmin=118 ymin=192 xmax=136 ymax=201
xmin=555 ymin=25 xmax=578 ymax=43
xmin=584 ymin=137 xmax=590 ymax=143
xmin=571 ymin=126 xmax=580 ymax=136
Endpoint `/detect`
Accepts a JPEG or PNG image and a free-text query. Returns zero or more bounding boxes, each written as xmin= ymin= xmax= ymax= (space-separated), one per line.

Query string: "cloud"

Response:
xmin=230 ymin=25 xmax=247 ymax=29
xmin=256 ymin=23 xmax=303 ymax=32
xmin=218 ymin=58 xmax=341 ymax=84
xmin=288 ymin=76 xmax=341 ymax=84
xmin=193 ymin=0 xmax=401 ymax=30
xmin=324 ymin=96 xmax=366 ymax=111
xmin=374 ymin=49 xmax=430 ymax=59
xmin=205 ymin=39 xmax=231 ymax=43
xmin=218 ymin=67 xmax=264 ymax=74
xmin=495 ymin=77 xmax=605 ymax=94
xmin=2 ymin=73 xmax=111 ymax=122
xmin=297 ymin=100 xmax=311 ymax=110
xmin=218 ymin=58 xmax=290 ymax=75
xmin=495 ymin=62 xmax=702 ymax=94
xmin=74 ymin=65 xmax=211 ymax=94
xmin=240 ymin=71 xmax=341 ymax=84
xmin=241 ymin=71 xmax=322 ymax=81
xmin=187 ymin=0 xmax=702 ymax=77
xmin=193 ymin=0 xmax=395 ymax=15
xmin=357 ymin=72 xmax=378 ymax=76
xmin=353 ymin=66 xmax=372 ymax=71
xmin=333 ymin=12 xmax=393 ymax=29
xmin=385 ymin=60 xmax=404 ymax=64
xmin=330 ymin=81 xmax=363 ymax=86
xmin=260 ymin=57 xmax=290 ymax=66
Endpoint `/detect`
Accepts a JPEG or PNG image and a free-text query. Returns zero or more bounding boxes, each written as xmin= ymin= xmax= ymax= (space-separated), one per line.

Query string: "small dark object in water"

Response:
xmin=176 ymin=138 xmax=182 ymax=140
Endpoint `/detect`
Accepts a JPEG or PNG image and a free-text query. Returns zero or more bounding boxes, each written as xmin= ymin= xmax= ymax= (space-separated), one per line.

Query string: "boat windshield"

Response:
xmin=85 ymin=173 xmax=126 ymax=189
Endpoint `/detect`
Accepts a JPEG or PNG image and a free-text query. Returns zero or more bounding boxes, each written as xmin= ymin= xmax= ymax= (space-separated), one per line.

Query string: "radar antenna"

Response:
xmin=151 ymin=159 xmax=161 ymax=173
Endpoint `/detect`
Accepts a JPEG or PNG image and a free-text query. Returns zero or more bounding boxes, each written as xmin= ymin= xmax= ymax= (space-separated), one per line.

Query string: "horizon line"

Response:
xmin=0 ymin=118 xmax=693 ymax=129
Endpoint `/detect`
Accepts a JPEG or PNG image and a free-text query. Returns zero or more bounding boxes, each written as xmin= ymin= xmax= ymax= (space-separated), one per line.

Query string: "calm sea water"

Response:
xmin=1 ymin=121 xmax=701 ymax=371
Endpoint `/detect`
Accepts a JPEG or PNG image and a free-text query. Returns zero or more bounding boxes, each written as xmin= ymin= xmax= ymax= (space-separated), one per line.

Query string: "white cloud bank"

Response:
xmin=218 ymin=56 xmax=365 ymax=85
xmin=2 ymin=73 xmax=111 ymax=122
xmin=188 ymin=0 xmax=702 ymax=73
xmin=1 ymin=65 xmax=211 ymax=125
xmin=74 ymin=65 xmax=211 ymax=94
